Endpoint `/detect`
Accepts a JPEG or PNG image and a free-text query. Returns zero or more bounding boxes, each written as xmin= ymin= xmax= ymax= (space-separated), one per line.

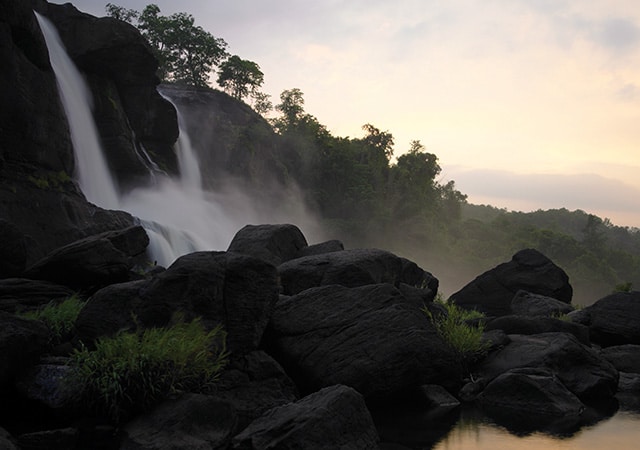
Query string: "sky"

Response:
xmin=68 ymin=0 xmax=640 ymax=227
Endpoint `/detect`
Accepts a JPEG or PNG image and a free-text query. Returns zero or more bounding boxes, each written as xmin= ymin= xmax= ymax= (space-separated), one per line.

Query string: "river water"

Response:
xmin=375 ymin=397 xmax=640 ymax=450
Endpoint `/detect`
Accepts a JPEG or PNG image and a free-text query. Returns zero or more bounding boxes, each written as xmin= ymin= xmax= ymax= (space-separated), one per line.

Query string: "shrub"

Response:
xmin=424 ymin=299 xmax=489 ymax=368
xmin=66 ymin=318 xmax=228 ymax=422
xmin=20 ymin=294 xmax=85 ymax=343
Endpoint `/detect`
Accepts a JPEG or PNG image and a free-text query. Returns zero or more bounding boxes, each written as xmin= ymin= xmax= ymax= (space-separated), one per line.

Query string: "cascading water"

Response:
xmin=35 ymin=12 xmax=119 ymax=210
xmin=36 ymin=11 xmax=323 ymax=267
xmin=36 ymin=11 xmax=214 ymax=265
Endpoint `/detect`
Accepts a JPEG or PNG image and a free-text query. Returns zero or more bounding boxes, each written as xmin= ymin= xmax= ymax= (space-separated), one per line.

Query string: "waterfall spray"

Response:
xmin=35 ymin=11 xmax=322 ymax=267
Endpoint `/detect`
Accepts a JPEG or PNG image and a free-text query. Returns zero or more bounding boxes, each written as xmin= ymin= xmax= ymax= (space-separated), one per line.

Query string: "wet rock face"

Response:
xmin=449 ymin=249 xmax=573 ymax=316
xmin=39 ymin=1 xmax=179 ymax=182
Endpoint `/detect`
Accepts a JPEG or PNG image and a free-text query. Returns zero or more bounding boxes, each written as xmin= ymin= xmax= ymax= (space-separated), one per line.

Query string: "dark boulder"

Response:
xmin=232 ymin=385 xmax=380 ymax=450
xmin=582 ymin=291 xmax=640 ymax=346
xmin=510 ymin=290 xmax=575 ymax=317
xmin=601 ymin=345 xmax=640 ymax=373
xmin=77 ymin=251 xmax=279 ymax=357
xmin=120 ymin=394 xmax=236 ymax=450
xmin=479 ymin=368 xmax=585 ymax=417
xmin=0 ymin=278 xmax=75 ymax=313
xmin=74 ymin=280 xmax=146 ymax=343
xmin=478 ymin=332 xmax=618 ymax=401
xmin=618 ymin=372 xmax=640 ymax=392
xmin=0 ymin=219 xmax=27 ymax=278
xmin=296 ymin=239 xmax=344 ymax=257
xmin=17 ymin=428 xmax=79 ymax=450
xmin=264 ymin=283 xmax=461 ymax=399
xmin=0 ymin=311 xmax=49 ymax=391
xmin=478 ymin=368 xmax=585 ymax=435
xmin=485 ymin=315 xmax=590 ymax=345
xmin=0 ymin=427 xmax=17 ymax=450
xmin=227 ymin=224 xmax=308 ymax=267
xmin=24 ymin=226 xmax=148 ymax=291
xmin=449 ymin=249 xmax=572 ymax=316
xmin=277 ymin=248 xmax=406 ymax=296
xmin=214 ymin=351 xmax=298 ymax=432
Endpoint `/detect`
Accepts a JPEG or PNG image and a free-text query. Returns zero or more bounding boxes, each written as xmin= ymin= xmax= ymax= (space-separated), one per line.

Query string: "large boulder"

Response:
xmin=485 ymin=315 xmax=590 ymax=345
xmin=0 ymin=312 xmax=49 ymax=391
xmin=214 ymin=351 xmax=299 ymax=432
xmin=76 ymin=251 xmax=279 ymax=357
xmin=232 ymin=385 xmax=380 ymax=450
xmin=601 ymin=345 xmax=640 ymax=373
xmin=478 ymin=332 xmax=618 ymax=401
xmin=227 ymin=224 xmax=308 ymax=267
xmin=449 ymin=249 xmax=573 ymax=316
xmin=582 ymin=291 xmax=640 ymax=346
xmin=24 ymin=226 xmax=148 ymax=291
xmin=277 ymin=248 xmax=421 ymax=296
xmin=0 ymin=219 xmax=27 ymax=278
xmin=264 ymin=283 xmax=461 ymax=399
xmin=510 ymin=290 xmax=575 ymax=317
xmin=0 ymin=278 xmax=75 ymax=313
xmin=478 ymin=367 xmax=585 ymax=417
xmin=477 ymin=368 xmax=585 ymax=435
xmin=120 ymin=394 xmax=236 ymax=450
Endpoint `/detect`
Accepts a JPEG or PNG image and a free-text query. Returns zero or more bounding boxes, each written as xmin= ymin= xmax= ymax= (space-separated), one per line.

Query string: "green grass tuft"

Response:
xmin=424 ymin=299 xmax=489 ymax=369
xmin=65 ymin=318 xmax=228 ymax=422
xmin=21 ymin=295 xmax=85 ymax=343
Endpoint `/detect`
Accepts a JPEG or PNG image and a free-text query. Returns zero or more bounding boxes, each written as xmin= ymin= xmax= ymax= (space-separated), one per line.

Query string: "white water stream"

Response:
xmin=36 ymin=12 xmax=232 ymax=266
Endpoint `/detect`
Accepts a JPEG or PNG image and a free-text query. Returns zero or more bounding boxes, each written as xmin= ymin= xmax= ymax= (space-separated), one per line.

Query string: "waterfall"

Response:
xmin=35 ymin=11 xmax=321 ymax=267
xmin=35 ymin=12 xmax=119 ymax=210
xmin=35 ymin=11 xmax=211 ymax=265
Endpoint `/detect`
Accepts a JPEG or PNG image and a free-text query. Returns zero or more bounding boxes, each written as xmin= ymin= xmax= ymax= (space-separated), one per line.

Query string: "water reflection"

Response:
xmin=434 ymin=409 xmax=640 ymax=450
xmin=375 ymin=402 xmax=640 ymax=450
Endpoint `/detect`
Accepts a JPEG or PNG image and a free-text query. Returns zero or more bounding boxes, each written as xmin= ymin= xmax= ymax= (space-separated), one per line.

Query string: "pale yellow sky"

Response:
xmin=70 ymin=0 xmax=640 ymax=226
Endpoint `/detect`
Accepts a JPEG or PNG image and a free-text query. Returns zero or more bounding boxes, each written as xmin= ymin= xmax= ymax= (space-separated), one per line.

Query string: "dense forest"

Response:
xmin=106 ymin=3 xmax=640 ymax=305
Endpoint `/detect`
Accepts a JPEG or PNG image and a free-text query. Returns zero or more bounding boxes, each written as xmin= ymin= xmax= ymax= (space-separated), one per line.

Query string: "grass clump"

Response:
xmin=66 ymin=318 xmax=228 ymax=422
xmin=424 ymin=298 xmax=489 ymax=369
xmin=21 ymin=295 xmax=85 ymax=343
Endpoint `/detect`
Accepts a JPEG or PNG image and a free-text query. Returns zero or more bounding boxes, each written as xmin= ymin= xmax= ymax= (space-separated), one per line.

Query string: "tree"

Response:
xmin=105 ymin=3 xmax=138 ymax=22
xmin=107 ymin=4 xmax=228 ymax=87
xmin=217 ymin=55 xmax=264 ymax=100
xmin=272 ymin=88 xmax=306 ymax=132
xmin=250 ymin=91 xmax=273 ymax=116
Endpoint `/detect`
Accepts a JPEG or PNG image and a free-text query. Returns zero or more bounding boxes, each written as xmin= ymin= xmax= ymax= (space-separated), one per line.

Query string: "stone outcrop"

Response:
xmin=478 ymin=332 xmax=618 ymax=401
xmin=510 ymin=290 xmax=575 ymax=317
xmin=581 ymin=291 xmax=640 ymax=347
xmin=76 ymin=251 xmax=279 ymax=357
xmin=277 ymin=248 xmax=427 ymax=296
xmin=227 ymin=224 xmax=308 ymax=267
xmin=264 ymin=283 xmax=461 ymax=399
xmin=231 ymin=385 xmax=380 ymax=450
xmin=449 ymin=249 xmax=573 ymax=316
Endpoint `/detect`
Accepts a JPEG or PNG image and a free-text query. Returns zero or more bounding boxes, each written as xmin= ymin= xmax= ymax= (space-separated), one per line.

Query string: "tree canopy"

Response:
xmin=106 ymin=3 xmax=262 ymax=93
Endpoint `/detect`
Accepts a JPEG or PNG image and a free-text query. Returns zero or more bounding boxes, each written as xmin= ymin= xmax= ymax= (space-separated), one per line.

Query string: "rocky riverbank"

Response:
xmin=1 ymin=220 xmax=640 ymax=449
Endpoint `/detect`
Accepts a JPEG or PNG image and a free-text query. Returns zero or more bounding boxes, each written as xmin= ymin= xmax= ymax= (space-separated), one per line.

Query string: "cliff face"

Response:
xmin=0 ymin=0 xmax=177 ymax=262
xmin=158 ymin=84 xmax=289 ymax=192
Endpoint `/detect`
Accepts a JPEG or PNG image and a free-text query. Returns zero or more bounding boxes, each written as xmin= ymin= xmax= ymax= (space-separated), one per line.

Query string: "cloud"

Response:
xmin=593 ymin=17 xmax=640 ymax=52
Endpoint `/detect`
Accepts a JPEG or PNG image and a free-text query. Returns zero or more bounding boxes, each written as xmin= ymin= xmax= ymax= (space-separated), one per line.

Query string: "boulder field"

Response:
xmin=0 ymin=222 xmax=639 ymax=449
